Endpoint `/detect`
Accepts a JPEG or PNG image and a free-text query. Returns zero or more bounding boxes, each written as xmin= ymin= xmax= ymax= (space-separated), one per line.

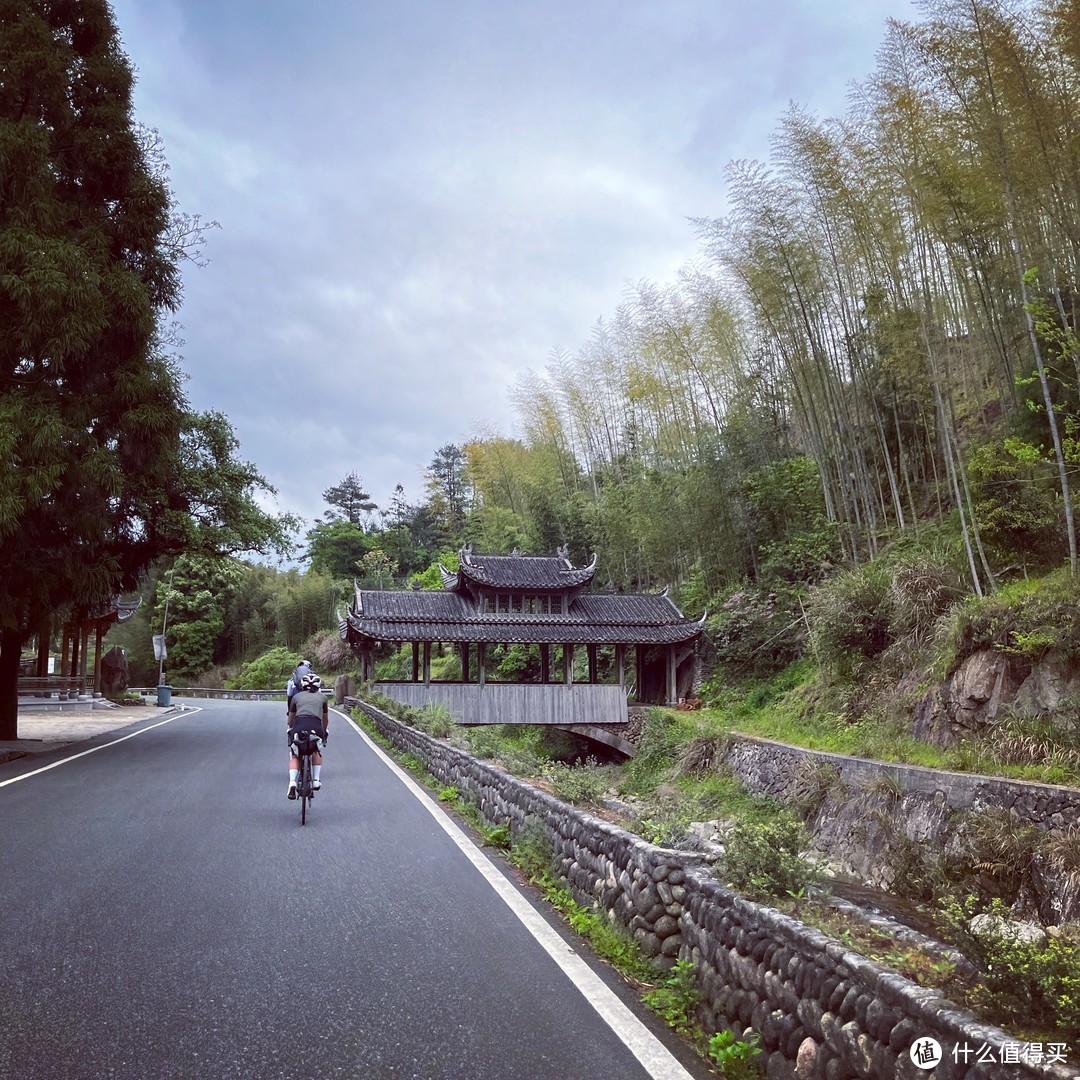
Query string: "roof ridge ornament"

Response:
xmin=460 ymin=542 xmax=474 ymax=566
xmin=556 ymin=543 xmax=569 ymax=563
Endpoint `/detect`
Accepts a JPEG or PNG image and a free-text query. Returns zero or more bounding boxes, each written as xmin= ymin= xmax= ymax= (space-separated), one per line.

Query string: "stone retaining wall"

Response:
xmin=722 ymin=736 xmax=1080 ymax=923
xmin=351 ymin=700 xmax=1078 ymax=1080
xmin=723 ymin=735 xmax=1080 ymax=824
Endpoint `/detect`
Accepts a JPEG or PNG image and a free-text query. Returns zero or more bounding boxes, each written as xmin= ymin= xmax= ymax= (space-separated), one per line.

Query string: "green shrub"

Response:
xmin=545 ymin=758 xmax=610 ymax=806
xmin=509 ymin=819 xmax=556 ymax=881
xmin=622 ymin=710 xmax=701 ymax=795
xmin=479 ymin=822 xmax=511 ymax=849
xmin=885 ymin=552 xmax=965 ymax=646
xmin=415 ymin=701 xmax=455 ymax=738
xmin=708 ymin=1030 xmax=761 ymax=1077
xmin=720 ymin=814 xmax=820 ymax=900
xmin=948 ymin=570 xmax=1080 ymax=662
xmin=705 ymin=584 xmax=806 ymax=680
xmin=938 ymin=896 xmax=1080 ymax=1039
xmin=461 ymin=725 xmax=507 ymax=759
xmin=227 ymin=646 xmax=297 ymax=690
xmin=806 ymin=562 xmax=894 ymax=678
xmin=643 ymin=960 xmax=700 ymax=1034
xmin=635 ymin=810 xmax=693 ymax=849
xmin=966 ymin=437 xmax=1062 ymax=571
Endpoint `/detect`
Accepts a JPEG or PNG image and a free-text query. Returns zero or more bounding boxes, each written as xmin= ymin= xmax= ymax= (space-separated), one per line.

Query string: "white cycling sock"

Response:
xmin=289 ymin=769 xmax=299 ymax=783
xmin=312 ymin=765 xmax=322 ymax=780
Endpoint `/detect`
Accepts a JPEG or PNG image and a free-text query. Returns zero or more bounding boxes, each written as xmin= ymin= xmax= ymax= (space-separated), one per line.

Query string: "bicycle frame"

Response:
xmin=293 ymin=731 xmax=319 ymax=826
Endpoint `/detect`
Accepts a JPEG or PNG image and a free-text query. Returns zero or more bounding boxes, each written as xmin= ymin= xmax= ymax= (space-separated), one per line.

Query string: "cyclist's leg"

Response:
xmin=287 ymin=729 xmax=300 ymax=799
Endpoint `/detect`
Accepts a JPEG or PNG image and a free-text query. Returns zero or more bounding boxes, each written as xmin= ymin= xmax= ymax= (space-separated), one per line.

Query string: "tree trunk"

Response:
xmin=0 ymin=630 xmax=24 ymax=741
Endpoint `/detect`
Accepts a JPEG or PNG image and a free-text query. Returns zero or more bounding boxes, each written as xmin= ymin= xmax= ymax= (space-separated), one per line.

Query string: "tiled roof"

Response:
xmin=448 ymin=550 xmax=597 ymax=591
xmin=343 ymin=589 xmax=702 ymax=646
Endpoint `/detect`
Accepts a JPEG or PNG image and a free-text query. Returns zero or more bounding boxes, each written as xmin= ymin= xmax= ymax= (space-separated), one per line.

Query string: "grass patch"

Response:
xmin=694 ymin=661 xmax=1079 ymax=788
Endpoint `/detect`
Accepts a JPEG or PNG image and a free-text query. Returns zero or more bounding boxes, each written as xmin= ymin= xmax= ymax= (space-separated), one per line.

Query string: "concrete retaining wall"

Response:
xmin=352 ymin=700 xmax=1078 ymax=1080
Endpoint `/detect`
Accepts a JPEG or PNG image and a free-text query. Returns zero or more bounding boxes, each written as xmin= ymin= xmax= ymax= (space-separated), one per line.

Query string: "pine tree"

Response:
xmin=321 ymin=472 xmax=377 ymax=525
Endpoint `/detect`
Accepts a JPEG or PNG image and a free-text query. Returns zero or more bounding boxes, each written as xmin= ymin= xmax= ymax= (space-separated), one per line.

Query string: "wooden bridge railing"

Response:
xmin=17 ymin=675 xmax=92 ymax=699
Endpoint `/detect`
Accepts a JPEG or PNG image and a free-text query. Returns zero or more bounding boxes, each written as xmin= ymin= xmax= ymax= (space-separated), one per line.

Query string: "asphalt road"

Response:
xmin=0 ymin=699 xmax=710 ymax=1080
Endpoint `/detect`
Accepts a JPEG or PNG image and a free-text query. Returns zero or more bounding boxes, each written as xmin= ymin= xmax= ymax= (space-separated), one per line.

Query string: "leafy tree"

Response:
xmin=152 ymin=555 xmax=243 ymax=680
xmin=321 ymin=471 xmax=377 ymax=526
xmin=0 ymin=2 xmax=290 ymax=737
xmin=967 ymin=437 xmax=1061 ymax=572
xmin=743 ymin=456 xmax=840 ymax=584
xmin=409 ymin=550 xmax=459 ymax=590
xmin=424 ymin=443 xmax=469 ymax=544
xmin=221 ymin=562 xmax=280 ymax=660
xmin=304 ymin=519 xmax=372 ymax=579
xmin=226 ymin=645 xmax=296 ymax=691
xmin=463 ymin=504 xmax=531 ymax=554
xmin=358 ymin=548 xmax=397 ymax=588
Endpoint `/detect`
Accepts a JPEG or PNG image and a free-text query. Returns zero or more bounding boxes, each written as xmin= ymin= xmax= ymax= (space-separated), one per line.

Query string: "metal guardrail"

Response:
xmin=129 ymin=687 xmax=332 ymax=701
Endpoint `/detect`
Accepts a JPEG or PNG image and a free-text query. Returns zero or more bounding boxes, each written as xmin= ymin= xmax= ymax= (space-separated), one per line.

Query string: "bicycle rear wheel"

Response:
xmin=300 ymin=756 xmax=310 ymax=825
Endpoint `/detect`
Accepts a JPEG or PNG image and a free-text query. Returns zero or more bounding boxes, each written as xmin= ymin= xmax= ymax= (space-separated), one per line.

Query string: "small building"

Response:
xmin=340 ymin=546 xmax=703 ymax=726
xmin=21 ymin=597 xmax=140 ymax=704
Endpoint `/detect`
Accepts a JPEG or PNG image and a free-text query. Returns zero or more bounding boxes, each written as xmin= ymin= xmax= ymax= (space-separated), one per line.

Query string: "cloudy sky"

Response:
xmin=108 ymin=0 xmax=913 ymax=539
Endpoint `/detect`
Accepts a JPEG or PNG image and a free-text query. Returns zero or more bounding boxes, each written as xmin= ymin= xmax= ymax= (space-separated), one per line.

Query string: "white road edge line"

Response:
xmin=337 ymin=710 xmax=696 ymax=1080
xmin=0 ymin=708 xmax=203 ymax=789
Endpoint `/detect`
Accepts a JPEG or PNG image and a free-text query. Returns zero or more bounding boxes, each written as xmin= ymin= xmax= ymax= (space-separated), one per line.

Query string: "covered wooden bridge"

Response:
xmin=340 ymin=546 xmax=703 ymax=730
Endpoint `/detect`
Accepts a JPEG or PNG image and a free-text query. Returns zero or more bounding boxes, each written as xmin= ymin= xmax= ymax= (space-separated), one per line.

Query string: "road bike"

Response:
xmin=291 ymin=730 xmax=321 ymax=825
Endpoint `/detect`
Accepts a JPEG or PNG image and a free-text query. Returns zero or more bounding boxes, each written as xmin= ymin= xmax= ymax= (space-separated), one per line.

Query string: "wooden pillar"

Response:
xmin=562 ymin=644 xmax=573 ymax=685
xmin=478 ymin=643 xmax=486 ymax=688
xmin=460 ymin=643 xmax=470 ymax=683
xmin=423 ymin=642 xmax=431 ymax=685
xmin=412 ymin=642 xmax=420 ymax=682
xmin=36 ymin=620 xmax=50 ymax=678
xmin=666 ymin=644 xmax=677 ymax=705
xmin=615 ymin=643 xmax=625 ymax=689
xmin=587 ymin=644 xmax=598 ymax=684
xmin=80 ymin=626 xmax=90 ymax=682
xmin=68 ymin=627 xmax=80 ymax=696
xmin=93 ymin=623 xmax=105 ymax=697
xmin=635 ymin=645 xmax=645 ymax=703
xmin=540 ymin=644 xmax=550 ymax=685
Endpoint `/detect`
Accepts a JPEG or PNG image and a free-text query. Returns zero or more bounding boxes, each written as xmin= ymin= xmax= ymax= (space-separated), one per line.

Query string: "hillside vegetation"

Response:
xmin=113 ymin=0 xmax=1080 ymax=696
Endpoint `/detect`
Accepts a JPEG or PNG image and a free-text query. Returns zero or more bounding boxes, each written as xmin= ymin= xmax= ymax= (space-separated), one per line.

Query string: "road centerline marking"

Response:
xmin=0 ymin=709 xmax=203 ymax=789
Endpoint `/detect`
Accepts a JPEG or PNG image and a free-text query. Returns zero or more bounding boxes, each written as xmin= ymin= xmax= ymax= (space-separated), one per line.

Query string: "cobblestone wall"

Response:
xmin=352 ymin=701 xmax=1078 ymax=1080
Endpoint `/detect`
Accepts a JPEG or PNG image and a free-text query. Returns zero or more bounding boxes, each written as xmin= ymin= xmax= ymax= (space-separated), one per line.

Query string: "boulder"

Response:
xmin=1012 ymin=653 xmax=1080 ymax=720
xmin=99 ymin=646 xmax=129 ymax=697
xmin=913 ymin=648 xmax=1023 ymax=744
xmin=969 ymin=912 xmax=1047 ymax=946
xmin=334 ymin=673 xmax=357 ymax=706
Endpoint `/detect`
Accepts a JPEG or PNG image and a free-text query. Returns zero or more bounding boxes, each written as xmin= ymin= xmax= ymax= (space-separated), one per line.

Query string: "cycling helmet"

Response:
xmin=300 ymin=673 xmax=322 ymax=691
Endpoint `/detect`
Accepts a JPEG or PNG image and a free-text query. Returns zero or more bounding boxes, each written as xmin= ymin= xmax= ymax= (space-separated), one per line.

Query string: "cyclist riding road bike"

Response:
xmin=286 ymin=673 xmax=328 ymax=799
